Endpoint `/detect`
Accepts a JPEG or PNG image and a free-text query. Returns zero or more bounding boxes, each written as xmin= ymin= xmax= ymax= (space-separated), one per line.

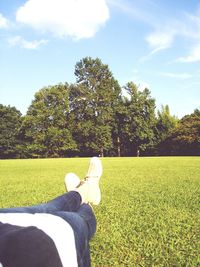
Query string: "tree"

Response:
xmin=155 ymin=105 xmax=178 ymax=155
xmin=156 ymin=105 xmax=178 ymax=142
xmin=159 ymin=109 xmax=200 ymax=155
xmin=70 ymin=57 xmax=121 ymax=156
xmin=111 ymin=97 xmax=127 ymax=157
xmin=0 ymin=104 xmax=22 ymax=159
xmin=22 ymin=83 xmax=77 ymax=158
xmin=119 ymin=82 xmax=156 ymax=156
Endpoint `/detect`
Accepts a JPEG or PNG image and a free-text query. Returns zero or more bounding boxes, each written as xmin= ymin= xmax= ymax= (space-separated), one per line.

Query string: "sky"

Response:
xmin=0 ymin=0 xmax=200 ymax=118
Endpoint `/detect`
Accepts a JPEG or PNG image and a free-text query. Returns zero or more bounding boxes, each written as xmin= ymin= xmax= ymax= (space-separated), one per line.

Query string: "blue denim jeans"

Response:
xmin=0 ymin=191 xmax=96 ymax=267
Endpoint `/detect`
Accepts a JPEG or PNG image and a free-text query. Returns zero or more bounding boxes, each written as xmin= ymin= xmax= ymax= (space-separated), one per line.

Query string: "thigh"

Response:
xmin=0 ymin=192 xmax=82 ymax=214
xmin=76 ymin=204 xmax=97 ymax=240
xmin=0 ymin=204 xmax=47 ymax=214
xmin=52 ymin=211 xmax=91 ymax=267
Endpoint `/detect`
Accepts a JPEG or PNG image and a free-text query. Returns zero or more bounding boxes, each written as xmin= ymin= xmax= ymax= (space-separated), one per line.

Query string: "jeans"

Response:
xmin=0 ymin=191 xmax=97 ymax=267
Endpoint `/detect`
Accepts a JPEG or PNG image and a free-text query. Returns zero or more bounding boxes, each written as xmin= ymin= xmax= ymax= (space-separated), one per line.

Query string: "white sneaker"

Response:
xmin=84 ymin=157 xmax=103 ymax=205
xmin=64 ymin=173 xmax=80 ymax=192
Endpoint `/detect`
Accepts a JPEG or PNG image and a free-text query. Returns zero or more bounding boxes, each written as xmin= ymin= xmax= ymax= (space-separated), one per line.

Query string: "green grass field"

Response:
xmin=0 ymin=157 xmax=199 ymax=266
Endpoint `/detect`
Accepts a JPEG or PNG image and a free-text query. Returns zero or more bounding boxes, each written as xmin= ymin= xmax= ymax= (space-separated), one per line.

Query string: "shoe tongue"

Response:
xmin=86 ymin=177 xmax=99 ymax=182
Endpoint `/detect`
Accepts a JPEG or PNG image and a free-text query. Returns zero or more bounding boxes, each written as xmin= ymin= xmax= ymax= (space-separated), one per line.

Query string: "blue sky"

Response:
xmin=0 ymin=0 xmax=200 ymax=118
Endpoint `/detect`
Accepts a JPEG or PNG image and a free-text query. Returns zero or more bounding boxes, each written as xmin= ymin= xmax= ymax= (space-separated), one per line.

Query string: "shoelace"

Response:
xmin=76 ymin=176 xmax=99 ymax=188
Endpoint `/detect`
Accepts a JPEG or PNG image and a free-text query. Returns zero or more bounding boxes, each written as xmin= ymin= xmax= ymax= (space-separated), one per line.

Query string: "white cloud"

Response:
xmin=146 ymin=31 xmax=175 ymax=55
xmin=176 ymin=44 xmax=200 ymax=63
xmin=110 ymin=0 xmax=200 ymax=64
xmin=144 ymin=6 xmax=200 ymax=61
xmin=0 ymin=13 xmax=9 ymax=29
xmin=16 ymin=0 xmax=109 ymax=39
xmin=107 ymin=0 xmax=150 ymax=24
xmin=140 ymin=30 xmax=175 ymax=62
xmin=182 ymin=11 xmax=200 ymax=39
xmin=8 ymin=36 xmax=48 ymax=49
xmin=159 ymin=72 xmax=193 ymax=80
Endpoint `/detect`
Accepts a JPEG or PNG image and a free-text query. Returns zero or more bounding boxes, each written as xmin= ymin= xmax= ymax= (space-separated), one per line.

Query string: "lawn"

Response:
xmin=0 ymin=157 xmax=199 ymax=266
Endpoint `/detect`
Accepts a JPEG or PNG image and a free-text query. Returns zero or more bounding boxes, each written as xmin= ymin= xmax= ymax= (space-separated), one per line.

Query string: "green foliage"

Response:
xmin=120 ymin=82 xmax=156 ymax=156
xmin=22 ymin=83 xmax=77 ymax=158
xmin=71 ymin=57 xmax=121 ymax=156
xmin=159 ymin=109 xmax=200 ymax=155
xmin=156 ymin=105 xmax=178 ymax=143
xmin=1 ymin=57 xmax=199 ymax=157
xmin=0 ymin=157 xmax=199 ymax=266
xmin=0 ymin=104 xmax=22 ymax=158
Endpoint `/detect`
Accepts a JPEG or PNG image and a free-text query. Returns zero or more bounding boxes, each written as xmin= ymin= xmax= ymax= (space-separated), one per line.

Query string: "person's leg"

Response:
xmin=0 ymin=173 xmax=82 ymax=214
xmin=76 ymin=204 xmax=96 ymax=240
xmin=0 ymin=157 xmax=102 ymax=266
xmin=0 ymin=157 xmax=103 ymax=214
xmin=0 ymin=191 xmax=82 ymax=214
xmin=52 ymin=204 xmax=96 ymax=267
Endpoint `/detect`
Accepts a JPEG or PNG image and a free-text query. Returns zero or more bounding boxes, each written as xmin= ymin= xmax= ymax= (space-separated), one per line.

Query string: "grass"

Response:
xmin=0 ymin=157 xmax=200 ymax=266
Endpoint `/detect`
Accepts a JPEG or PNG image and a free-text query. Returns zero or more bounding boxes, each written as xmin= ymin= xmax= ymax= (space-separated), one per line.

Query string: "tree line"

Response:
xmin=1 ymin=57 xmax=200 ymax=159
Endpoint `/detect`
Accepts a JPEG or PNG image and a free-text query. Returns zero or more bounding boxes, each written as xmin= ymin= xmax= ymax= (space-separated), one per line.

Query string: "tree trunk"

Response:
xmin=117 ymin=137 xmax=121 ymax=157
xmin=100 ymin=147 xmax=104 ymax=157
